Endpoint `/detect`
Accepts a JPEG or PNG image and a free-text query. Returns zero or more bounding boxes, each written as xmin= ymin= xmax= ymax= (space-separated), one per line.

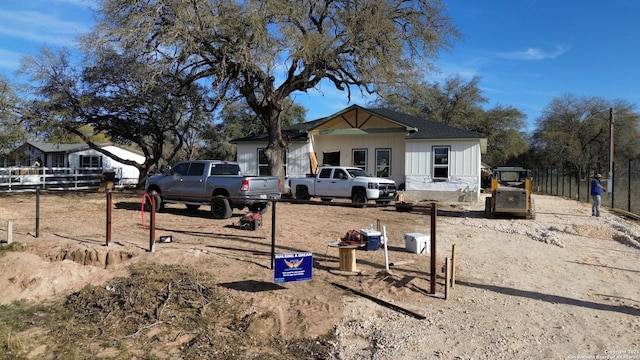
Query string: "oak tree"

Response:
xmin=91 ymin=0 xmax=459 ymax=188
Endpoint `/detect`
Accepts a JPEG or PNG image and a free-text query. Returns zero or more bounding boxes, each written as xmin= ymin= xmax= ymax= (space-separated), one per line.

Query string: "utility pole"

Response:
xmin=608 ymin=108 xmax=614 ymax=195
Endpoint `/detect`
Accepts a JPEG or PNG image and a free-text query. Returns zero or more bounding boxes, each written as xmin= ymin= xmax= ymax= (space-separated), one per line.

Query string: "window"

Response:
xmin=79 ymin=155 xmax=102 ymax=173
xmin=333 ymin=169 xmax=348 ymax=179
xmin=375 ymin=149 xmax=391 ymax=177
xmin=210 ymin=163 xmax=241 ymax=175
xmin=352 ymin=149 xmax=367 ymax=172
xmin=433 ymin=146 xmax=450 ymax=179
xmin=187 ymin=163 xmax=205 ymax=176
xmin=258 ymin=148 xmax=287 ymax=176
xmin=258 ymin=149 xmax=269 ymax=176
xmin=318 ymin=168 xmax=332 ymax=178
xmin=171 ymin=162 xmax=190 ymax=176
xmin=52 ymin=154 xmax=64 ymax=168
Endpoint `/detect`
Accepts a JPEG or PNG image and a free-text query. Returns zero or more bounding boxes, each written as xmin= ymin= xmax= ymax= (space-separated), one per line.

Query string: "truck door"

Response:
xmin=314 ymin=168 xmax=334 ymax=197
xmin=180 ymin=162 xmax=207 ymax=201
xmin=331 ymin=168 xmax=352 ymax=198
xmin=163 ymin=162 xmax=190 ymax=200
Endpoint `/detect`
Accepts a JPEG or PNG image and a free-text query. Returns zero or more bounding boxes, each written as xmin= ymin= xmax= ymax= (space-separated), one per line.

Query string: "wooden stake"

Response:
xmin=444 ymin=257 xmax=450 ymax=300
xmin=7 ymin=220 xmax=12 ymax=244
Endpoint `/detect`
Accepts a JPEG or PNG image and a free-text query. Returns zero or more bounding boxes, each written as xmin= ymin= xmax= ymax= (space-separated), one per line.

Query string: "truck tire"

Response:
xmin=484 ymin=197 xmax=494 ymax=218
xmin=211 ymin=196 xmax=233 ymax=219
xmin=351 ymin=190 xmax=367 ymax=205
xmin=296 ymin=186 xmax=311 ymax=201
xmin=145 ymin=190 xmax=164 ymax=212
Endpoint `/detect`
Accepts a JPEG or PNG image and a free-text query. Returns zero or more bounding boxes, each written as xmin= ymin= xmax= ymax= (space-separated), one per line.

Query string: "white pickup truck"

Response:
xmin=289 ymin=166 xmax=397 ymax=204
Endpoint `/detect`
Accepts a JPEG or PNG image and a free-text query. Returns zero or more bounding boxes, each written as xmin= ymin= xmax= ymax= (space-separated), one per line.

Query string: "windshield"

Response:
xmin=346 ymin=168 xmax=371 ymax=178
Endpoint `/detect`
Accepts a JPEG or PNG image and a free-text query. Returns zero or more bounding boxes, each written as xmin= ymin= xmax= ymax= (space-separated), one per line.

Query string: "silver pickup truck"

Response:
xmin=145 ymin=160 xmax=281 ymax=219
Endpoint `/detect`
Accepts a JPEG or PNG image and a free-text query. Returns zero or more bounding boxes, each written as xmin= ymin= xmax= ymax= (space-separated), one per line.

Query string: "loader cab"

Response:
xmin=493 ymin=167 xmax=531 ymax=188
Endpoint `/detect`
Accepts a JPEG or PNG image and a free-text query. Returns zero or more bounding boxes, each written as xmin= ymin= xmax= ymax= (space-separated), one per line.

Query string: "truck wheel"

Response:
xmin=484 ymin=197 xmax=494 ymax=218
xmin=296 ymin=187 xmax=310 ymax=201
xmin=145 ymin=191 xmax=164 ymax=212
xmin=211 ymin=196 xmax=232 ymax=219
xmin=351 ymin=191 xmax=367 ymax=205
xmin=186 ymin=204 xmax=200 ymax=211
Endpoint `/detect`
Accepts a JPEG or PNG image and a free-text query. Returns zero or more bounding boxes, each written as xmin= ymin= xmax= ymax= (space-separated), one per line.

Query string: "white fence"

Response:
xmin=0 ymin=166 xmax=133 ymax=191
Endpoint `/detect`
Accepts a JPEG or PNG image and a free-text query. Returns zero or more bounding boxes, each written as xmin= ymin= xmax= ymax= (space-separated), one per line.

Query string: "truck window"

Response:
xmin=171 ymin=163 xmax=189 ymax=176
xmin=319 ymin=168 xmax=332 ymax=178
xmin=347 ymin=168 xmax=369 ymax=178
xmin=210 ymin=163 xmax=242 ymax=175
xmin=188 ymin=163 xmax=205 ymax=176
xmin=333 ymin=169 xmax=347 ymax=179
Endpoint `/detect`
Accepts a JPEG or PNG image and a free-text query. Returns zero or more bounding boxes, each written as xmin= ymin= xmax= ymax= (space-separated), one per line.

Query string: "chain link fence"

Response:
xmin=532 ymin=157 xmax=640 ymax=216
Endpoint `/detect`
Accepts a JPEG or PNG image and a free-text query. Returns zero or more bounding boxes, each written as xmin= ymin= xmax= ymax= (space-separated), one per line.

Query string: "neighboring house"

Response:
xmin=22 ymin=141 xmax=145 ymax=187
xmin=232 ymin=105 xmax=487 ymax=202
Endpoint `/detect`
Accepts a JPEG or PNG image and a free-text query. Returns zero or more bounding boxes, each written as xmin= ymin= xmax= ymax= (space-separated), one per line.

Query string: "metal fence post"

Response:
xmin=35 ymin=187 xmax=40 ymax=238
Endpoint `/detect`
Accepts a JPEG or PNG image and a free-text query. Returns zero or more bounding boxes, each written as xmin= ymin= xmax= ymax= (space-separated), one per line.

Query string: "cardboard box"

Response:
xmin=404 ymin=233 xmax=430 ymax=254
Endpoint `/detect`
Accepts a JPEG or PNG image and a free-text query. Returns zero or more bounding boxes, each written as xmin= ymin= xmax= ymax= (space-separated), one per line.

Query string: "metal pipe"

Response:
xmin=150 ymin=197 xmax=156 ymax=252
xmin=271 ymin=200 xmax=276 ymax=270
xmin=106 ymin=191 xmax=112 ymax=246
xmin=35 ymin=188 xmax=40 ymax=238
xmin=430 ymin=202 xmax=437 ymax=295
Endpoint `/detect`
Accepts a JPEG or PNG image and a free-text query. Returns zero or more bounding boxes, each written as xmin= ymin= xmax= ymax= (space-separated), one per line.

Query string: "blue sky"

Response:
xmin=1 ymin=0 xmax=638 ymax=133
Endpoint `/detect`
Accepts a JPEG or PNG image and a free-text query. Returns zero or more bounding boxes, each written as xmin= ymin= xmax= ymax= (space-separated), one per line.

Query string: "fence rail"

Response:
xmin=532 ymin=158 xmax=640 ymax=217
xmin=0 ymin=166 xmax=127 ymax=191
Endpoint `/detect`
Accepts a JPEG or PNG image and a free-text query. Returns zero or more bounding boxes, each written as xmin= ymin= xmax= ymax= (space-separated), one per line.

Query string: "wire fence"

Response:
xmin=532 ymin=157 xmax=640 ymax=217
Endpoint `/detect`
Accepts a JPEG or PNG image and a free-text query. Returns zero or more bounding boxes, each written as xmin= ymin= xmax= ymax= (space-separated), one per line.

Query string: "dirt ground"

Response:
xmin=1 ymin=191 xmax=639 ymax=359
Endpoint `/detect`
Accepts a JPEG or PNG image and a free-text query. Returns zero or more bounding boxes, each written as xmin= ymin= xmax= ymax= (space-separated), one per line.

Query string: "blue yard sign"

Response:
xmin=274 ymin=252 xmax=313 ymax=283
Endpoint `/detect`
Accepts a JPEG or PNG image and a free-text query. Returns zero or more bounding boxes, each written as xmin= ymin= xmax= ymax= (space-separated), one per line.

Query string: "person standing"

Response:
xmin=590 ymin=173 xmax=607 ymax=217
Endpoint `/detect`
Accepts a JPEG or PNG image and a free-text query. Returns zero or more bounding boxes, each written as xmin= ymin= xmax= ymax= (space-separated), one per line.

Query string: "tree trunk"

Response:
xmin=263 ymin=108 xmax=288 ymax=193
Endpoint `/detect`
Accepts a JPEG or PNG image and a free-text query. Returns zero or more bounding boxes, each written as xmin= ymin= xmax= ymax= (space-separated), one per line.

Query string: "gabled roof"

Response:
xmin=231 ymin=104 xmax=487 ymax=143
xmin=364 ymin=107 xmax=486 ymax=140
xmin=308 ymin=104 xmax=419 ymax=133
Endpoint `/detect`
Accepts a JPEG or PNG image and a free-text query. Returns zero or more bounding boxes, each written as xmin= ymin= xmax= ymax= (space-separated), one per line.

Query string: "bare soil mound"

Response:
xmin=0 ymin=191 xmax=639 ymax=359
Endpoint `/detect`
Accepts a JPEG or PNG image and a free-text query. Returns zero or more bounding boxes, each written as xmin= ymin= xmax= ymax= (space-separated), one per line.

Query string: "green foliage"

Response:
xmin=198 ymin=98 xmax=307 ymax=161
xmin=0 ymin=243 xmax=25 ymax=254
xmin=373 ymin=75 xmax=529 ymax=166
xmin=18 ymin=46 xmax=214 ymax=183
xmin=0 ymin=76 xmax=27 ymax=157
xmin=93 ymin=0 xmax=459 ymax=179
xmin=531 ymin=94 xmax=640 ymax=168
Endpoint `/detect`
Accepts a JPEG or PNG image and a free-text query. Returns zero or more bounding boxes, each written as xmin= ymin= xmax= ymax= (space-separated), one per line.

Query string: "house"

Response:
xmin=21 ymin=141 xmax=145 ymax=187
xmin=233 ymin=105 xmax=487 ymax=202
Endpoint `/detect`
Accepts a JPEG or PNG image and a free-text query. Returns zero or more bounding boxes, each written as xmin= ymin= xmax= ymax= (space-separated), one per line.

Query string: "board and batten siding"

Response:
xmin=404 ymin=139 xmax=482 ymax=199
xmin=309 ymin=132 xmax=406 ymax=184
xmin=235 ymin=143 xmax=262 ymax=176
xmin=235 ymin=142 xmax=310 ymax=177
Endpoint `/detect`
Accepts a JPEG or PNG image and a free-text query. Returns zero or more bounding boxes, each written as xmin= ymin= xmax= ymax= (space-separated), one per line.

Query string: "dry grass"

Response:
xmin=0 ymin=264 xmax=335 ymax=359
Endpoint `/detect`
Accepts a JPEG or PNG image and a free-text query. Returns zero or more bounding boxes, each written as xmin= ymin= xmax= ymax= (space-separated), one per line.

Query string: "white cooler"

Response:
xmin=404 ymin=233 xmax=430 ymax=254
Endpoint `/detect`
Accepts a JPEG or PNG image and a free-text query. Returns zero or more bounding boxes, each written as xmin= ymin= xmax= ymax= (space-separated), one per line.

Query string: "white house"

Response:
xmin=233 ymin=105 xmax=487 ymax=202
xmin=24 ymin=141 xmax=145 ymax=187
